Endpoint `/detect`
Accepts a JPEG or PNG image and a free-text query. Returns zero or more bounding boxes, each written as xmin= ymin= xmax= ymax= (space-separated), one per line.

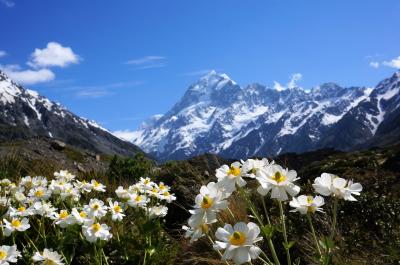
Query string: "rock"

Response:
xmin=51 ymin=140 xmax=66 ymax=151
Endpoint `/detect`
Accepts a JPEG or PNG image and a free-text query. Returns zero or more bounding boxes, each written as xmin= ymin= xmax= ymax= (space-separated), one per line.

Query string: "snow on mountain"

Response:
xmin=132 ymin=71 xmax=400 ymax=161
xmin=0 ymin=71 xmax=142 ymax=157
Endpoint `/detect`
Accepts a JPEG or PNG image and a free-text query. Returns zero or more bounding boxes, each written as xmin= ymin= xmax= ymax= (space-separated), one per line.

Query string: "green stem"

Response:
xmin=278 ymin=201 xmax=291 ymax=265
xmin=24 ymin=234 xmax=39 ymax=252
xmin=227 ymin=207 xmax=236 ymax=222
xmin=330 ymin=198 xmax=339 ymax=239
xmin=261 ymin=196 xmax=271 ymax=225
xmin=260 ymin=249 xmax=274 ymax=265
xmin=101 ymin=247 xmax=110 ymax=265
xmin=239 ymin=188 xmax=280 ymax=265
xmin=207 ymin=235 xmax=230 ymax=265
xmin=307 ymin=214 xmax=322 ymax=257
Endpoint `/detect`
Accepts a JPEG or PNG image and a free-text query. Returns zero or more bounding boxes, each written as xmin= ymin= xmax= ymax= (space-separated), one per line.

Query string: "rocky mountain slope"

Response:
xmin=0 ymin=71 xmax=142 ymax=157
xmin=132 ymin=71 xmax=400 ymax=161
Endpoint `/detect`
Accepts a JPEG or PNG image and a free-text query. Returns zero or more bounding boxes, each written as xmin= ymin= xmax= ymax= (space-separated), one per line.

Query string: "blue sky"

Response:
xmin=0 ymin=0 xmax=399 ymax=135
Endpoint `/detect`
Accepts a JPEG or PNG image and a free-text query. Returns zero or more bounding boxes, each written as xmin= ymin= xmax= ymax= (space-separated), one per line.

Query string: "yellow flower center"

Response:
xmin=229 ymin=231 xmax=246 ymax=245
xmin=200 ymin=223 xmax=209 ymax=233
xmin=144 ymin=179 xmax=150 ymax=184
xmin=163 ymin=191 xmax=170 ymax=196
xmin=79 ymin=211 xmax=87 ymax=218
xmin=0 ymin=250 xmax=7 ymax=260
xmin=151 ymin=187 xmax=158 ymax=193
xmin=272 ymin=171 xmax=286 ymax=183
xmin=159 ymin=184 xmax=166 ymax=190
xmin=93 ymin=180 xmax=100 ymax=187
xmin=201 ymin=196 xmax=213 ymax=209
xmin=35 ymin=190 xmax=44 ymax=197
xmin=92 ymin=223 xmax=101 ymax=232
xmin=59 ymin=210 xmax=69 ymax=219
xmin=113 ymin=205 xmax=121 ymax=213
xmin=307 ymin=196 xmax=313 ymax=204
xmin=92 ymin=203 xmax=100 ymax=210
xmin=11 ymin=219 xmax=21 ymax=228
xmin=18 ymin=206 xmax=26 ymax=212
xmin=43 ymin=259 xmax=56 ymax=265
xmin=227 ymin=166 xmax=241 ymax=177
xmin=135 ymin=195 xmax=142 ymax=202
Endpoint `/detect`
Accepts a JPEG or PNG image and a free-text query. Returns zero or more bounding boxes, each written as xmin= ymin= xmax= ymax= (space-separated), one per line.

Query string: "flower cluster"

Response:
xmin=184 ymin=158 xmax=363 ymax=265
xmin=0 ymin=171 xmax=175 ymax=264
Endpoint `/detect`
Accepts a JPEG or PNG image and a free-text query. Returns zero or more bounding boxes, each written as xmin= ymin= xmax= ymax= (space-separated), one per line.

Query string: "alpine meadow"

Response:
xmin=0 ymin=1 xmax=399 ymax=265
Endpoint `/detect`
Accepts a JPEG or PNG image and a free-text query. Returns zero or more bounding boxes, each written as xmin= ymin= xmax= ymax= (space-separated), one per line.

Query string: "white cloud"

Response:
xmin=0 ymin=50 xmax=6 ymax=57
xmin=112 ymin=130 xmax=138 ymax=142
xmin=274 ymin=73 xmax=303 ymax=91
xmin=1 ymin=64 xmax=55 ymax=85
xmin=76 ymin=89 xmax=112 ymax=99
xmin=382 ymin=56 xmax=400 ymax=69
xmin=0 ymin=0 xmax=15 ymax=7
xmin=28 ymin=42 xmax=80 ymax=68
xmin=369 ymin=61 xmax=380 ymax=68
xmin=125 ymin=56 xmax=165 ymax=65
xmin=287 ymin=73 xmax=302 ymax=89
xmin=125 ymin=56 xmax=166 ymax=70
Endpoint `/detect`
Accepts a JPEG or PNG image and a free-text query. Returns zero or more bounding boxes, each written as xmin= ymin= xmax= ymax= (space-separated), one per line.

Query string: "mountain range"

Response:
xmin=132 ymin=70 xmax=400 ymax=161
xmin=0 ymin=71 xmax=141 ymax=157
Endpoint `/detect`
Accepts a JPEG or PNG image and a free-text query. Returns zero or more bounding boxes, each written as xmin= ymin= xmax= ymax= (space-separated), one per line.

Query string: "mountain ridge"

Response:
xmin=0 ymin=71 xmax=143 ymax=157
xmin=132 ymin=71 xmax=400 ymax=161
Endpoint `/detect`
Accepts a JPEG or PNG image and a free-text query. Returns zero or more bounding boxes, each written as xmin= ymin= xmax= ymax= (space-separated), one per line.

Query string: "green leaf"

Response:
xmin=283 ymin=241 xmax=296 ymax=250
xmin=261 ymin=224 xmax=275 ymax=238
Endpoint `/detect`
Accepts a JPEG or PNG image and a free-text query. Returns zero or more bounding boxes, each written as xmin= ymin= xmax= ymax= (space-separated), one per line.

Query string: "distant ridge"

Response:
xmin=0 ymin=71 xmax=143 ymax=157
xmin=132 ymin=71 xmax=400 ymax=161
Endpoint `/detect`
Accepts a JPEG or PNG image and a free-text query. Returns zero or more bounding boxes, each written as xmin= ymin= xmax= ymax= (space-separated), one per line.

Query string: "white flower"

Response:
xmin=0 ymin=197 xmax=10 ymax=208
xmin=313 ymin=173 xmax=363 ymax=201
xmin=32 ymin=248 xmax=64 ymax=265
xmin=139 ymin=177 xmax=154 ymax=190
xmin=32 ymin=201 xmax=57 ymax=219
xmin=289 ymin=195 xmax=325 ymax=215
xmin=108 ymin=201 xmax=125 ymax=221
xmin=0 ymin=245 xmax=21 ymax=264
xmin=158 ymin=191 xmax=176 ymax=203
xmin=256 ymin=164 xmax=300 ymax=201
xmin=71 ymin=208 xmax=89 ymax=224
xmin=13 ymin=192 xmax=26 ymax=204
xmin=7 ymin=206 xmax=34 ymax=218
xmin=127 ymin=194 xmax=148 ymax=208
xmin=115 ymin=186 xmax=130 ymax=200
xmin=189 ymin=182 xmax=228 ymax=226
xmin=83 ymin=199 xmax=108 ymax=219
xmin=31 ymin=177 xmax=48 ymax=188
xmin=216 ymin=162 xmax=246 ymax=193
xmin=2 ymin=218 xmax=30 ymax=236
xmin=149 ymin=205 xmax=168 ymax=219
xmin=54 ymin=170 xmax=76 ymax=182
xmin=74 ymin=180 xmax=94 ymax=193
xmin=82 ymin=220 xmax=112 ymax=243
xmin=60 ymin=186 xmax=80 ymax=201
xmin=214 ymin=222 xmax=262 ymax=265
xmin=28 ymin=186 xmax=52 ymax=201
xmin=91 ymin=180 xmax=106 ymax=192
xmin=48 ymin=179 xmax=68 ymax=194
xmin=54 ymin=210 xmax=76 ymax=228
xmin=182 ymin=219 xmax=210 ymax=243
xmin=241 ymin=158 xmax=271 ymax=178
xmin=20 ymin=176 xmax=33 ymax=188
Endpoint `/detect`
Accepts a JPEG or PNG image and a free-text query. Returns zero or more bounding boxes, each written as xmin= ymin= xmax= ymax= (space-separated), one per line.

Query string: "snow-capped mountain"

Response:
xmin=132 ymin=70 xmax=400 ymax=161
xmin=0 ymin=71 xmax=142 ymax=157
